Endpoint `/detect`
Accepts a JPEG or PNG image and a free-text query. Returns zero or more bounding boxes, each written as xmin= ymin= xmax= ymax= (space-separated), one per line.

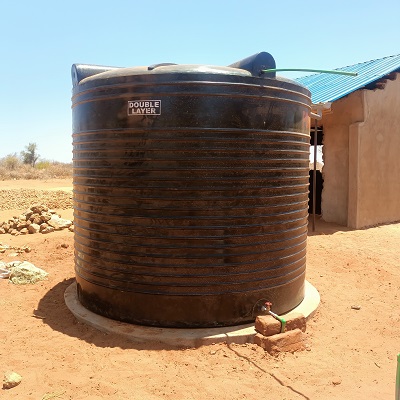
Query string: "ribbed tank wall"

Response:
xmin=72 ymin=70 xmax=311 ymax=327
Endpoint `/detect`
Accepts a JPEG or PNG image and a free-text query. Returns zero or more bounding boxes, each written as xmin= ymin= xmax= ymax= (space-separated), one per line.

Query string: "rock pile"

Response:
xmin=0 ymin=204 xmax=73 ymax=235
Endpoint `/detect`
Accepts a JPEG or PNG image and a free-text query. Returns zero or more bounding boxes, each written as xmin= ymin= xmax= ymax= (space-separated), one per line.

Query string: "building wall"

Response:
xmin=320 ymin=74 xmax=400 ymax=228
xmin=320 ymin=91 xmax=364 ymax=225
xmin=349 ymin=75 xmax=400 ymax=227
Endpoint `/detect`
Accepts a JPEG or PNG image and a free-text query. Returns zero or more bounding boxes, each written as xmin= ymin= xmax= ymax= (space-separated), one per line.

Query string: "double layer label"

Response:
xmin=127 ymin=100 xmax=161 ymax=116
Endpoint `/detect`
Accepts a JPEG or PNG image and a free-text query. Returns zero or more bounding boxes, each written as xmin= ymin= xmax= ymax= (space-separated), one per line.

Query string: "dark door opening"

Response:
xmin=309 ymin=125 xmax=324 ymax=215
xmin=309 ymin=170 xmax=323 ymax=214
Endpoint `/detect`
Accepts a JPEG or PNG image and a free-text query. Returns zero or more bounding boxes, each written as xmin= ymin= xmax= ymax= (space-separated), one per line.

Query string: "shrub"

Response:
xmin=0 ymin=159 xmax=72 ymax=180
xmin=36 ymin=161 xmax=52 ymax=170
xmin=1 ymin=154 xmax=21 ymax=171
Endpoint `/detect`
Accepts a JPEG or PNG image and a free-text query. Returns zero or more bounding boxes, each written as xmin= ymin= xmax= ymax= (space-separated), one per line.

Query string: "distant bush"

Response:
xmin=2 ymin=153 xmax=21 ymax=171
xmin=0 ymin=157 xmax=72 ymax=180
xmin=45 ymin=162 xmax=73 ymax=178
xmin=35 ymin=161 xmax=52 ymax=170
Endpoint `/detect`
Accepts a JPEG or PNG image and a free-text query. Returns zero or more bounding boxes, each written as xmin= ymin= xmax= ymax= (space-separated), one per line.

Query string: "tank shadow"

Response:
xmin=35 ymin=278 xmax=181 ymax=351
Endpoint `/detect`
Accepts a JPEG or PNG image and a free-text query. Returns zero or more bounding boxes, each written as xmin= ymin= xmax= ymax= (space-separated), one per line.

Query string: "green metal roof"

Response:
xmin=295 ymin=54 xmax=400 ymax=104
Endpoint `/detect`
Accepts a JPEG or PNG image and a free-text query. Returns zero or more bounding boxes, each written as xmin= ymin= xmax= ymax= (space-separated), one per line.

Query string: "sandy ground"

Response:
xmin=1 ymin=179 xmax=399 ymax=399
xmin=0 ymin=179 xmax=73 ymax=192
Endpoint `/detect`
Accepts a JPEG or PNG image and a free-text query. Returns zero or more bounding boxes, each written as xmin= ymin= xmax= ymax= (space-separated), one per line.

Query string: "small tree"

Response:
xmin=21 ymin=143 xmax=39 ymax=167
xmin=2 ymin=153 xmax=20 ymax=170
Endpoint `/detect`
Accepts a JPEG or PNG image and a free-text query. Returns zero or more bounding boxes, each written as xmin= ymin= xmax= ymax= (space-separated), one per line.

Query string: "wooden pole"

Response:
xmin=312 ymin=120 xmax=318 ymax=232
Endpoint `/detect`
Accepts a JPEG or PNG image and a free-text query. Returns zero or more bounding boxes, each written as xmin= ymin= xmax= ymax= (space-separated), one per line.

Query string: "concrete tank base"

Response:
xmin=64 ymin=281 xmax=320 ymax=348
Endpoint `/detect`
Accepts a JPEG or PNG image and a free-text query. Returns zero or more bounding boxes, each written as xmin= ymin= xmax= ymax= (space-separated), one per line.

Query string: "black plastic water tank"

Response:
xmin=71 ymin=61 xmax=311 ymax=328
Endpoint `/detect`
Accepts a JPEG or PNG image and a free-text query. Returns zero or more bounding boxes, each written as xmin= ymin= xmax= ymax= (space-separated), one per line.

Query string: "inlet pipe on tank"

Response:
xmin=229 ymin=52 xmax=276 ymax=77
xmin=262 ymin=302 xmax=286 ymax=333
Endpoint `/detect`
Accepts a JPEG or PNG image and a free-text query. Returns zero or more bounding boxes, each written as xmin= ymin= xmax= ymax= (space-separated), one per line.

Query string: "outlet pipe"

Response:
xmin=269 ymin=310 xmax=287 ymax=333
xmin=262 ymin=302 xmax=287 ymax=333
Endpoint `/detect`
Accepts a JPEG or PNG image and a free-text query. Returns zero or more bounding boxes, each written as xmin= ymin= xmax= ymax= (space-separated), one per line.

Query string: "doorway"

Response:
xmin=309 ymin=125 xmax=324 ymax=215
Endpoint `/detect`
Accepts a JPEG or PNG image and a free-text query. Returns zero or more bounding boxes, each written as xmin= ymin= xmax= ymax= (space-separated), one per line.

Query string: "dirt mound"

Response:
xmin=0 ymin=189 xmax=72 ymax=211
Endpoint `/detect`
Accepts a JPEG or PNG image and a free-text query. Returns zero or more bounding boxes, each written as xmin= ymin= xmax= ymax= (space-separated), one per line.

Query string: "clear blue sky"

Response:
xmin=1 ymin=0 xmax=399 ymax=163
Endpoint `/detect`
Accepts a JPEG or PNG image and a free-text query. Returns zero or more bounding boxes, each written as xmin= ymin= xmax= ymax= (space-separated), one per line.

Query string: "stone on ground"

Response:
xmin=8 ymin=261 xmax=48 ymax=284
xmin=3 ymin=370 xmax=22 ymax=389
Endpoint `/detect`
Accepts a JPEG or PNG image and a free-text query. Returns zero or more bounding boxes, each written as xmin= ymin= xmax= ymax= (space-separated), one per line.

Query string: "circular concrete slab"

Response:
xmin=64 ymin=281 xmax=320 ymax=347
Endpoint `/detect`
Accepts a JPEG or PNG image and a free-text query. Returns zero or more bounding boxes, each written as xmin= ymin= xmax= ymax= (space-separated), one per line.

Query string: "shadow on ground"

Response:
xmin=35 ymin=278 xmax=178 ymax=351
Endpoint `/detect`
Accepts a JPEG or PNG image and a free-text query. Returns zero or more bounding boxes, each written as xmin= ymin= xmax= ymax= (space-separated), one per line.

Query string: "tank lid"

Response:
xmin=72 ymin=52 xmax=277 ymax=87
xmin=73 ymin=64 xmax=257 ymax=88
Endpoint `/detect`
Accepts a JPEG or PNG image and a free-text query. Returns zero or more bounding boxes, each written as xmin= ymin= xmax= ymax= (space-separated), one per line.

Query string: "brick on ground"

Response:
xmin=254 ymin=328 xmax=306 ymax=355
xmin=255 ymin=312 xmax=306 ymax=337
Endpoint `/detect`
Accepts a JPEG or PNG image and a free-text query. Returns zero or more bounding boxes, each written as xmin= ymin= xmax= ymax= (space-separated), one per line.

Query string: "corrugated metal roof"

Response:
xmin=295 ymin=54 xmax=400 ymax=104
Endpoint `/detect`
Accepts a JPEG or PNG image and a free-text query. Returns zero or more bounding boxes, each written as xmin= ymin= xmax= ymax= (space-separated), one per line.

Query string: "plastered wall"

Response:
xmin=349 ymin=76 xmax=400 ymax=228
xmin=320 ymin=74 xmax=400 ymax=228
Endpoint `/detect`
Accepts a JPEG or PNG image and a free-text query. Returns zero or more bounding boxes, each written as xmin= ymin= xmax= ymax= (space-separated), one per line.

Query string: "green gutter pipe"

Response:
xmin=396 ymin=353 xmax=400 ymax=400
xmin=262 ymin=68 xmax=358 ymax=76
